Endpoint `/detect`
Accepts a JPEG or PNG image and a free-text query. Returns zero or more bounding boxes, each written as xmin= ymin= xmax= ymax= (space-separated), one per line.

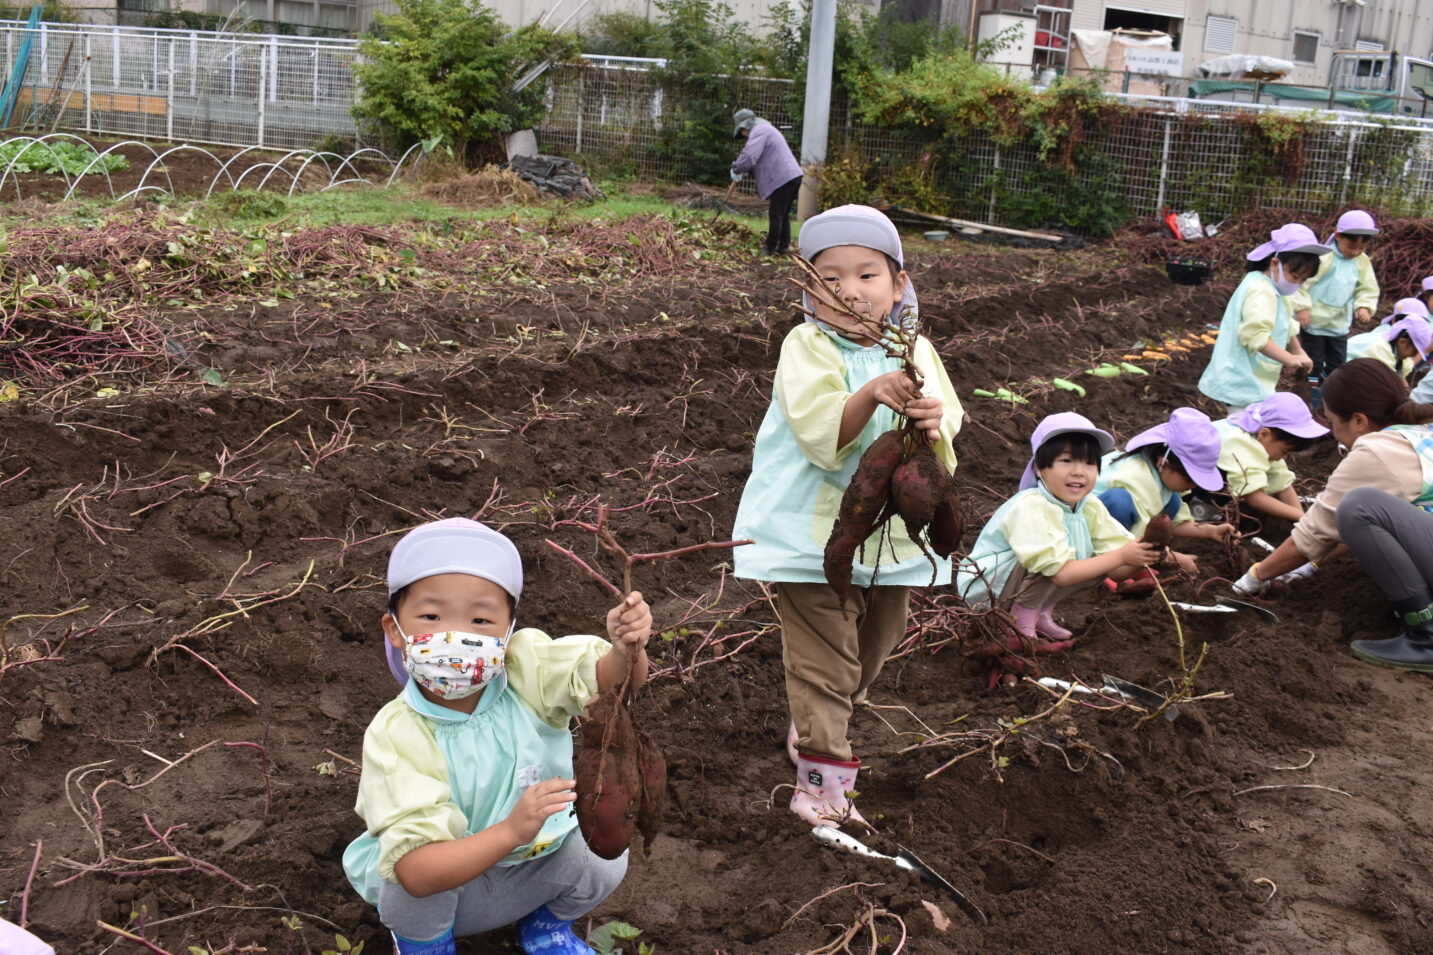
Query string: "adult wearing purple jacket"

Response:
xmin=732 ymin=108 xmax=804 ymax=256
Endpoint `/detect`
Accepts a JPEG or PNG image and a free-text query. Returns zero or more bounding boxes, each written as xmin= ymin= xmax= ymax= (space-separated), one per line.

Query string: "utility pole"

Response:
xmin=796 ymin=0 xmax=836 ymax=221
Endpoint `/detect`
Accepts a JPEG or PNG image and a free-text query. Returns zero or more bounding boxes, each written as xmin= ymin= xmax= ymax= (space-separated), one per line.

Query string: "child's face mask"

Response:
xmin=398 ymin=623 xmax=510 ymax=700
xmin=1270 ymin=261 xmax=1303 ymax=296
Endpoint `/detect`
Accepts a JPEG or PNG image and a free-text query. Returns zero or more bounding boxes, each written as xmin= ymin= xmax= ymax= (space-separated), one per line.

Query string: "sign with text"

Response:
xmin=1123 ymin=49 xmax=1183 ymax=75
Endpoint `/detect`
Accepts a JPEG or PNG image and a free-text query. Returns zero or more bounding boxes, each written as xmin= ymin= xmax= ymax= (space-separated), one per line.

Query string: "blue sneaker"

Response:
xmin=515 ymin=905 xmax=595 ymax=954
xmin=390 ymin=929 xmax=456 ymax=955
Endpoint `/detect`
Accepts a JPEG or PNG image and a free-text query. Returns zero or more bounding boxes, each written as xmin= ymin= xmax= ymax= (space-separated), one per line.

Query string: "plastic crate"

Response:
xmin=1166 ymin=257 xmax=1213 ymax=286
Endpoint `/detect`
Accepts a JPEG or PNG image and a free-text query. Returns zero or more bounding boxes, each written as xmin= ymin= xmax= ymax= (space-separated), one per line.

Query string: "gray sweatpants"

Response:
xmin=378 ymin=832 xmax=627 ymax=941
xmin=1335 ymin=486 xmax=1433 ymax=604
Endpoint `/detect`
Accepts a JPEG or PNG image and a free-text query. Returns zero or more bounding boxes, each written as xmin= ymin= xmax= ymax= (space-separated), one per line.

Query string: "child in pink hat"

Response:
xmin=1212 ymin=393 xmax=1329 ymax=524
xmin=1288 ymin=209 xmax=1381 ymax=382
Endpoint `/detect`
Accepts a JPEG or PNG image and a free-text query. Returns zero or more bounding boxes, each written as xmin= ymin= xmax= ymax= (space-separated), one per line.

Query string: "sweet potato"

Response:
xmin=928 ymin=478 xmax=963 ymax=559
xmin=835 ymin=429 xmax=904 ymax=530
xmin=891 ymin=441 xmax=945 ymax=541
xmin=1141 ymin=512 xmax=1173 ymax=549
xmin=634 ymin=726 xmax=667 ymax=857
xmin=824 ymin=429 xmax=905 ymax=607
xmin=575 ymin=687 xmax=641 ymax=860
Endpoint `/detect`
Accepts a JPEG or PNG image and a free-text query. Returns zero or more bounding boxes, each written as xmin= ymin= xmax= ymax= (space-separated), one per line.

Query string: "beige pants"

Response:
xmin=998 ymin=563 xmax=1095 ymax=609
xmin=777 ymin=582 xmax=910 ymax=762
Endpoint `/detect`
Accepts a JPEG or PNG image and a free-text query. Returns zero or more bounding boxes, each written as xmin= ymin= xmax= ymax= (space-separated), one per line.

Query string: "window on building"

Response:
xmin=1293 ymin=31 xmax=1320 ymax=66
xmin=1204 ymin=15 xmax=1237 ymax=55
xmin=1103 ymin=8 xmax=1182 ymax=50
xmin=1033 ymin=5 xmax=1072 ymax=74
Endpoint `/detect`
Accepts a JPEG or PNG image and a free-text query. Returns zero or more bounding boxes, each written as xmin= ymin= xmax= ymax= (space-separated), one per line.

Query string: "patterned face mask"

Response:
xmin=398 ymin=626 xmax=508 ymax=700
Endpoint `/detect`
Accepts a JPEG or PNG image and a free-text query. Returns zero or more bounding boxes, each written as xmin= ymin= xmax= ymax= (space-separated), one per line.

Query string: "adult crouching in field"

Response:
xmin=731 ymin=108 xmax=803 ymax=256
xmin=1233 ymin=359 xmax=1433 ymax=672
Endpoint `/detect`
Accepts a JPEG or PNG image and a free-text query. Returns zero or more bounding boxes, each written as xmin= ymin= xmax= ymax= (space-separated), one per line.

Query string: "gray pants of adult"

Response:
xmin=1335 ymin=486 xmax=1433 ymax=603
xmin=378 ymin=832 xmax=627 ymax=941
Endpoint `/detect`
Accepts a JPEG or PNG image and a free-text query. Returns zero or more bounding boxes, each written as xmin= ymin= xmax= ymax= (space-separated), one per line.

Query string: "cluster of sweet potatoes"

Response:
xmin=824 ymin=426 xmax=963 ymax=608
xmin=575 ymin=685 xmax=666 ymax=859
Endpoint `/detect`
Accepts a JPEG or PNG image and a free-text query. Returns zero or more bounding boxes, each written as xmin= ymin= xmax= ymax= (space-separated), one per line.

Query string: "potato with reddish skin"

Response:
xmin=824 ymin=429 xmax=905 ymax=607
xmin=575 ymin=687 xmax=641 ymax=860
xmin=927 ymin=477 xmax=963 ymax=559
xmin=635 ymin=727 xmax=667 ymax=857
xmin=891 ymin=441 xmax=945 ymax=541
xmin=1140 ymin=512 xmax=1174 ymax=549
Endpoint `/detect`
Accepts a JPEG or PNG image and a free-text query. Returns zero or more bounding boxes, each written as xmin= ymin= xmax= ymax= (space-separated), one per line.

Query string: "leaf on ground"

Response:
xmin=1237 ymin=817 xmax=1271 ymax=832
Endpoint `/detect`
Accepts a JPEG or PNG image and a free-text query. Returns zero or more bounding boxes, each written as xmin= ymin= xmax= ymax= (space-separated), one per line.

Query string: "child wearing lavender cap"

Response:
xmin=1289 ymin=209 xmax=1382 ymax=381
xmin=1212 ymin=393 xmax=1329 ymax=526
xmin=1199 ymin=224 xmax=1325 ymax=413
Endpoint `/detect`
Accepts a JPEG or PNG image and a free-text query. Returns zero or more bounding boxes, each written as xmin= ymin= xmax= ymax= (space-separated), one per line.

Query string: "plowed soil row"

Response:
xmin=1 ymin=221 xmax=1429 ymax=954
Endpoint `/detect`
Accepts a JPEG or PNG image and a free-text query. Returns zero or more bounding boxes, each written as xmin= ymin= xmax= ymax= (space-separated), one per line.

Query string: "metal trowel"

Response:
xmin=811 ymin=826 xmax=987 ymax=924
xmin=1168 ymin=595 xmax=1279 ymax=624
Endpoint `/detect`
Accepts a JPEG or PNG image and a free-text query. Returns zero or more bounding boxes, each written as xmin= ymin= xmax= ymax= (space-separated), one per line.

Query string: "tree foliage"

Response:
xmin=353 ymin=0 xmax=575 ymax=156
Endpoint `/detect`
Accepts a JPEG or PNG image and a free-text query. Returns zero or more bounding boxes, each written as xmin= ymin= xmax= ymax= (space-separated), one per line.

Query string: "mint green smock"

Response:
xmin=1198 ymin=271 xmax=1291 ymax=409
xmin=343 ymin=629 xmax=608 ymax=905
xmin=955 ymin=485 xmax=1130 ymax=608
xmin=732 ymin=321 xmax=963 ymax=587
xmin=1288 ymin=250 xmax=1378 ymax=337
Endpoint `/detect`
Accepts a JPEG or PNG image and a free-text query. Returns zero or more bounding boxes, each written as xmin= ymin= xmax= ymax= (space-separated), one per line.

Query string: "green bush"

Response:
xmin=353 ymin=0 xmax=576 ymax=157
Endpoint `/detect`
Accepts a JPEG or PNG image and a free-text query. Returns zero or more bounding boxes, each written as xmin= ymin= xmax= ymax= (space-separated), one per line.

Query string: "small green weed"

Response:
xmin=588 ymin=919 xmax=655 ymax=954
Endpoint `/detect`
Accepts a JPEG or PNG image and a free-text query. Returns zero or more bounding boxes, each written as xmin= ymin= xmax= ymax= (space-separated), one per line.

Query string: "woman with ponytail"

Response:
xmin=1235 ymin=358 xmax=1433 ymax=671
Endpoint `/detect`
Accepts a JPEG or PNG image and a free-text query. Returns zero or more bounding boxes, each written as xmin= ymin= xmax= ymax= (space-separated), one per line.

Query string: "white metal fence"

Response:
xmin=536 ymin=61 xmax=1433 ymax=223
xmin=0 ymin=19 xmax=361 ymax=149
xmin=4 ymin=22 xmax=1433 ymax=225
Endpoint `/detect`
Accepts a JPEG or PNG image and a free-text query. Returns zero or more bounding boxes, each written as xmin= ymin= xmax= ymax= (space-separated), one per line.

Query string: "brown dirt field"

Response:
xmin=1 ymin=210 xmax=1431 ymax=955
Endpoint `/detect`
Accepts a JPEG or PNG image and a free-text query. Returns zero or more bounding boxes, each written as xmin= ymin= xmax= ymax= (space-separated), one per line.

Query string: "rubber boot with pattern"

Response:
xmin=390 ymin=930 xmax=456 ymax=955
xmin=791 ymin=752 xmax=866 ymax=828
xmin=515 ymin=905 xmax=595 ymax=955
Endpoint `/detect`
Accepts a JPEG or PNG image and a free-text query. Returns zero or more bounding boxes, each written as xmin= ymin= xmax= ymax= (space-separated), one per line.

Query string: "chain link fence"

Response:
xmin=3 ymin=23 xmax=1432 ymax=225
xmin=0 ymin=19 xmax=360 ymax=150
xmin=537 ymin=61 xmax=1433 ymax=225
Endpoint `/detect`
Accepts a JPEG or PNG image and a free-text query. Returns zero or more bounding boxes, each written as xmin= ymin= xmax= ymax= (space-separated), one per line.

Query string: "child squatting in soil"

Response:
xmin=956 ymin=413 xmax=1162 ymax=649
xmin=1092 ymin=407 xmax=1234 ymax=580
xmin=342 ymin=518 xmax=652 ymax=955
xmin=1348 ymin=314 xmax=1432 ymax=381
xmin=731 ymin=204 xmax=963 ymax=827
xmin=1198 ymin=223 xmax=1326 ymax=414
xmin=1288 ymin=209 xmax=1381 ymax=383
xmin=1211 ymin=392 xmax=1328 ymax=527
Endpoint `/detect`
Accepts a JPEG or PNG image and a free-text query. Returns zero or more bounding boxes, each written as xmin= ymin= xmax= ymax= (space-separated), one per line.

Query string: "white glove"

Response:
xmin=1273 ymin=561 xmax=1317 ymax=585
xmin=1232 ymin=564 xmax=1269 ymax=597
xmin=730 ymin=170 xmax=743 ymax=182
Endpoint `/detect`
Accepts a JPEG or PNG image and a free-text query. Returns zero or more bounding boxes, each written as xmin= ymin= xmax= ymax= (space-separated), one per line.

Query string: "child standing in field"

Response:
xmin=1093 ymin=407 xmax=1235 ymax=577
xmin=1417 ymin=277 xmax=1433 ymax=312
xmin=1289 ymin=210 xmax=1381 ymax=382
xmin=956 ymin=413 xmax=1162 ymax=645
xmin=343 ymin=518 xmax=652 ymax=955
xmin=1212 ymin=393 xmax=1328 ymax=524
xmin=1198 ymin=224 xmax=1326 ymax=413
xmin=731 ymin=205 xmax=963 ymax=827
